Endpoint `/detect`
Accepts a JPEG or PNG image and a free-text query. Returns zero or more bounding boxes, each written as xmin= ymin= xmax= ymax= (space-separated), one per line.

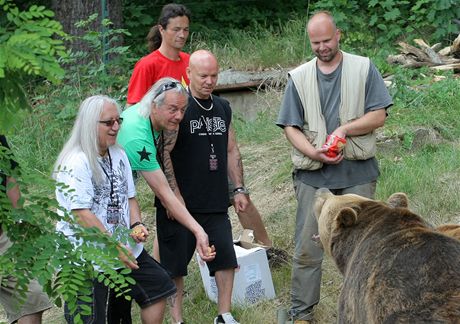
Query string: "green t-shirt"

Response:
xmin=117 ymin=104 xmax=161 ymax=172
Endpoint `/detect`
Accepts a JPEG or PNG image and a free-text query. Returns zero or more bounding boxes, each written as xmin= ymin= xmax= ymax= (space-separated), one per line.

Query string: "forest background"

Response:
xmin=1 ymin=0 xmax=460 ymax=323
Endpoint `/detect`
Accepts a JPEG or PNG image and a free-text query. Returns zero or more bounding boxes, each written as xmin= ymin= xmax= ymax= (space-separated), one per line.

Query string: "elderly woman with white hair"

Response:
xmin=54 ymin=95 xmax=176 ymax=324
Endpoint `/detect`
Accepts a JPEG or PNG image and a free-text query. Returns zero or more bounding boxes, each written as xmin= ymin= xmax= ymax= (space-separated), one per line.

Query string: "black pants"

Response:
xmin=107 ymin=289 xmax=132 ymax=324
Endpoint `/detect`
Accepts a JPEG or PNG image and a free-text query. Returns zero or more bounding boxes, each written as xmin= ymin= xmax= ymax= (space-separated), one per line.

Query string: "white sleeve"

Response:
xmin=56 ymin=153 xmax=94 ymax=211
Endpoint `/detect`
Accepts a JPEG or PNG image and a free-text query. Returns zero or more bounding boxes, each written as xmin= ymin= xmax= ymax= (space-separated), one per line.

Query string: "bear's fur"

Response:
xmin=314 ymin=188 xmax=460 ymax=324
xmin=437 ymin=223 xmax=460 ymax=240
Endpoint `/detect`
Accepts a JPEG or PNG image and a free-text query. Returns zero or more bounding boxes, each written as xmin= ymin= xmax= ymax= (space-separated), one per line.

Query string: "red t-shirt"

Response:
xmin=127 ymin=50 xmax=190 ymax=104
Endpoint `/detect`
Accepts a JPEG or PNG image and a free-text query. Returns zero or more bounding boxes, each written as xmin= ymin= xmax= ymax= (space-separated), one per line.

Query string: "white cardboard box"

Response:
xmin=196 ymin=242 xmax=276 ymax=305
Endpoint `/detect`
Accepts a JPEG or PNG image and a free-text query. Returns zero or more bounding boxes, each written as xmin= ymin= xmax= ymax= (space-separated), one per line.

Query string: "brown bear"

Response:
xmin=314 ymin=188 xmax=460 ymax=324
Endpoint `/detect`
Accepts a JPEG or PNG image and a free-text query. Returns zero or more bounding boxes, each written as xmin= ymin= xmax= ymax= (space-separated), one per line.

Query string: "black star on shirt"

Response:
xmin=137 ymin=146 xmax=152 ymax=162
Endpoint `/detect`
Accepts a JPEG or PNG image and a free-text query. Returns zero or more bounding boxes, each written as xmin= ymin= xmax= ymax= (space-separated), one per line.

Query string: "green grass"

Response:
xmin=377 ymin=143 xmax=460 ymax=224
xmin=191 ymin=18 xmax=311 ymax=70
xmin=386 ymin=69 xmax=460 ymax=140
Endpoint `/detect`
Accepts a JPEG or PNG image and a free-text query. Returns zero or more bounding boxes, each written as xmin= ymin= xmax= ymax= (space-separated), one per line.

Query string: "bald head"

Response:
xmin=189 ymin=50 xmax=218 ymax=69
xmin=307 ymin=11 xmax=341 ymax=63
xmin=187 ymin=50 xmax=219 ymax=99
xmin=307 ymin=11 xmax=337 ymax=35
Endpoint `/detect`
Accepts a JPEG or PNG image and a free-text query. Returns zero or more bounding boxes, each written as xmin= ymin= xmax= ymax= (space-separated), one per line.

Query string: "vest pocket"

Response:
xmin=291 ymin=130 xmax=324 ymax=170
xmin=343 ymin=132 xmax=376 ymax=160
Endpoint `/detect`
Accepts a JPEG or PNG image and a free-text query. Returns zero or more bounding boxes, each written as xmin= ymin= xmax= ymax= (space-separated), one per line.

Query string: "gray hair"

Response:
xmin=137 ymin=77 xmax=188 ymax=118
xmin=54 ymin=95 xmax=121 ymax=184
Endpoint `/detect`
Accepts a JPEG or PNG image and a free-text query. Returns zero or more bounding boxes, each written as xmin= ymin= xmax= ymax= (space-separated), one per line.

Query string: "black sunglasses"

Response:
xmin=99 ymin=117 xmax=123 ymax=127
xmin=154 ymin=81 xmax=182 ymax=99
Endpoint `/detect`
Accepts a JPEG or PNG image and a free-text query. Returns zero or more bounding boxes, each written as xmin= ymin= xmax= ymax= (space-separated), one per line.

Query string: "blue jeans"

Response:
xmin=290 ymin=179 xmax=376 ymax=320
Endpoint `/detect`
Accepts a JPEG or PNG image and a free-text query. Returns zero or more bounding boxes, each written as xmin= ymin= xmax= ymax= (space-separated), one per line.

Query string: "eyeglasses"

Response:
xmin=98 ymin=117 xmax=123 ymax=127
xmin=154 ymin=81 xmax=182 ymax=100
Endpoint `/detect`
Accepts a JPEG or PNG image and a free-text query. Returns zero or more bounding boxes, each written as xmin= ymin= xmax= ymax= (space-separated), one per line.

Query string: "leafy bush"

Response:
xmin=0 ymin=0 xmax=68 ymax=132
xmin=11 ymin=15 xmax=134 ymax=173
xmin=311 ymin=0 xmax=460 ymax=46
xmin=1 ymin=4 xmax=137 ymax=322
xmin=0 ymin=149 xmax=136 ymax=323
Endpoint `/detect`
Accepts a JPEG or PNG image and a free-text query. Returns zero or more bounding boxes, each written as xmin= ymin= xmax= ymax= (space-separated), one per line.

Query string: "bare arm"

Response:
xmin=128 ymin=197 xmax=148 ymax=243
xmin=333 ymin=109 xmax=386 ymax=138
xmin=227 ymin=124 xmax=244 ymax=188
xmin=284 ymin=126 xmax=318 ymax=158
xmin=160 ymin=129 xmax=186 ymax=220
xmin=140 ymin=169 xmax=215 ymax=261
xmin=227 ymin=124 xmax=249 ymax=212
xmin=162 ymin=129 xmax=182 ymax=197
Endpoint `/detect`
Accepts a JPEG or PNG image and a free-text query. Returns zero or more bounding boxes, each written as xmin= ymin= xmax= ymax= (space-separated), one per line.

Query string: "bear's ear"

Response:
xmin=336 ymin=207 xmax=358 ymax=228
xmin=387 ymin=192 xmax=408 ymax=208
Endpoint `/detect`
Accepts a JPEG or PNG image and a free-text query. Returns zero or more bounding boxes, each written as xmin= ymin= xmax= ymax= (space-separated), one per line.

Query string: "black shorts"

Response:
xmin=156 ymin=210 xmax=237 ymax=277
xmin=129 ymin=249 xmax=177 ymax=308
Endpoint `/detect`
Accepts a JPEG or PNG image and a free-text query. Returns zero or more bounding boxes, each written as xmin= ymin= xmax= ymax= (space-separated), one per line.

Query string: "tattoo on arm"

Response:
xmin=162 ymin=130 xmax=179 ymax=191
xmin=227 ymin=125 xmax=245 ymax=186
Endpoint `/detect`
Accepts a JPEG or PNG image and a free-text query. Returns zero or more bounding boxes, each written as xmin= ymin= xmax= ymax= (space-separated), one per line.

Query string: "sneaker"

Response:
xmin=213 ymin=312 xmax=240 ymax=324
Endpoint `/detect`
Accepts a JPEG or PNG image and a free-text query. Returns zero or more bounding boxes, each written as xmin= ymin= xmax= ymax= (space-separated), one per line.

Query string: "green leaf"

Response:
xmin=383 ymin=8 xmax=401 ymax=21
xmin=78 ymin=295 xmax=93 ymax=303
xmin=377 ymin=24 xmax=387 ymax=31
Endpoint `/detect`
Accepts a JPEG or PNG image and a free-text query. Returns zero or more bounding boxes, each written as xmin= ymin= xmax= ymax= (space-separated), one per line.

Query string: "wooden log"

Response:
xmin=431 ymin=63 xmax=460 ymax=71
xmin=413 ymin=39 xmax=443 ymax=64
xmin=439 ymin=46 xmax=451 ymax=56
xmin=398 ymin=42 xmax=430 ymax=62
xmin=431 ymin=43 xmax=442 ymax=52
xmin=452 ymin=34 xmax=460 ymax=58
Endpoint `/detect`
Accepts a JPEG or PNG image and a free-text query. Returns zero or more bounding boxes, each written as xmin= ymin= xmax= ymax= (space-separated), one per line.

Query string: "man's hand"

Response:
xmin=130 ymin=224 xmax=149 ymax=243
xmin=233 ymin=192 xmax=249 ymax=213
xmin=195 ymin=229 xmax=216 ymax=262
xmin=310 ymin=147 xmax=344 ymax=164
xmin=117 ymin=244 xmax=139 ymax=270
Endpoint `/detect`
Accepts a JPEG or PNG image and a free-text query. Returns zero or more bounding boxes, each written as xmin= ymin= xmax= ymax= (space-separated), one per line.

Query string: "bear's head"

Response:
xmin=314 ymin=188 xmax=409 ymax=257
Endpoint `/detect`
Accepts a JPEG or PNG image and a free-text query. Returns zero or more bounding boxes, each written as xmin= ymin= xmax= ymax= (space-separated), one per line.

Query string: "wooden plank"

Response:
xmin=431 ymin=63 xmax=460 ymax=71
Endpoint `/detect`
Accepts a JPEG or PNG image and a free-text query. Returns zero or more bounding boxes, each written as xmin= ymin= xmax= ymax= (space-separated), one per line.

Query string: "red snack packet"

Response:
xmin=322 ymin=135 xmax=346 ymax=158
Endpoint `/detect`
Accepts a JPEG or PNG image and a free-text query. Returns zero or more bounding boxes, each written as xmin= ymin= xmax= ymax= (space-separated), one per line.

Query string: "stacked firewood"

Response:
xmin=387 ymin=34 xmax=460 ymax=71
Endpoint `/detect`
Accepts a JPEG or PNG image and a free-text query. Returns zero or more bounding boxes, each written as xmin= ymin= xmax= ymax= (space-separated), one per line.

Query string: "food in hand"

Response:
xmin=322 ymin=134 xmax=346 ymax=158
xmin=207 ymin=245 xmax=216 ymax=256
xmin=131 ymin=225 xmax=144 ymax=238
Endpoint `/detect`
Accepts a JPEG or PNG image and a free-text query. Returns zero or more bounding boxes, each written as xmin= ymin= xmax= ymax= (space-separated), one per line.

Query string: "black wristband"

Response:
xmin=130 ymin=221 xmax=145 ymax=229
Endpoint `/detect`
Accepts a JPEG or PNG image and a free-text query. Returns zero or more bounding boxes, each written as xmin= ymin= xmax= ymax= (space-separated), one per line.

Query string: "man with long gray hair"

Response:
xmin=117 ymin=78 xmax=216 ymax=323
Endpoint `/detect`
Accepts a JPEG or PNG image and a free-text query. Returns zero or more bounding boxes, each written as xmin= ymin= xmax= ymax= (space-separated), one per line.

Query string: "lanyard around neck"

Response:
xmin=100 ymin=148 xmax=115 ymax=199
xmin=200 ymin=115 xmax=216 ymax=155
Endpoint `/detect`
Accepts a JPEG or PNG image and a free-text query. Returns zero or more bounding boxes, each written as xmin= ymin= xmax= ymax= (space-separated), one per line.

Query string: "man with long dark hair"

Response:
xmin=127 ymin=4 xmax=191 ymax=105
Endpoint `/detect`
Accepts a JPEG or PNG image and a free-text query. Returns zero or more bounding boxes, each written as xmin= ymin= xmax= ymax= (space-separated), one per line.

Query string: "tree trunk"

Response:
xmin=52 ymin=0 xmax=123 ymax=63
